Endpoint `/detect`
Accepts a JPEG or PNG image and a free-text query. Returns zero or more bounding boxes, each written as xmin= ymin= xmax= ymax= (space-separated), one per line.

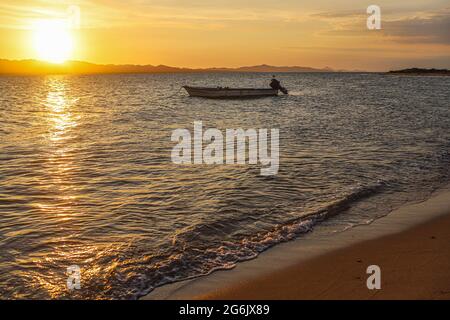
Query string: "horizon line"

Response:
xmin=0 ymin=58 xmax=369 ymax=72
xmin=1 ymin=58 xmax=447 ymax=75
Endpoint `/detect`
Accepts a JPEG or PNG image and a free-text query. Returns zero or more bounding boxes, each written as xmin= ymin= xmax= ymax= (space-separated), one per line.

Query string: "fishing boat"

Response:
xmin=183 ymin=86 xmax=279 ymax=99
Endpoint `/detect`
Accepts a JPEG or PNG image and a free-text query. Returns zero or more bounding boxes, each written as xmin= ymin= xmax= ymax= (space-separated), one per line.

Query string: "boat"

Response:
xmin=183 ymin=86 xmax=279 ymax=98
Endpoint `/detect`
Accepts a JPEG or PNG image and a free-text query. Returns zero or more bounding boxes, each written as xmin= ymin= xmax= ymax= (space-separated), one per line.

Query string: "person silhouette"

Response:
xmin=270 ymin=75 xmax=281 ymax=90
xmin=270 ymin=75 xmax=288 ymax=94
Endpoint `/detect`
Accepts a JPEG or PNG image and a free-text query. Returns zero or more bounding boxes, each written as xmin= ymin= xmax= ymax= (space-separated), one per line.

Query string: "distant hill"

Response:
xmin=388 ymin=68 xmax=450 ymax=76
xmin=208 ymin=64 xmax=334 ymax=73
xmin=0 ymin=59 xmax=340 ymax=75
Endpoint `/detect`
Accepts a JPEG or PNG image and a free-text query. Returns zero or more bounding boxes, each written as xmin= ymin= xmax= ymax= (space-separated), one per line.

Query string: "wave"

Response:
xmin=131 ymin=181 xmax=386 ymax=299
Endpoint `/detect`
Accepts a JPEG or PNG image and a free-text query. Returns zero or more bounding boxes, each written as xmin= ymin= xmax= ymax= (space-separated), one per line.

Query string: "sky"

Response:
xmin=0 ymin=0 xmax=449 ymax=71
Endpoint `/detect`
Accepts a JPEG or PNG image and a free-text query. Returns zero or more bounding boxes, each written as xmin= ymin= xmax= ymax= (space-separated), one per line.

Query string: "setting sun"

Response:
xmin=32 ymin=20 xmax=73 ymax=64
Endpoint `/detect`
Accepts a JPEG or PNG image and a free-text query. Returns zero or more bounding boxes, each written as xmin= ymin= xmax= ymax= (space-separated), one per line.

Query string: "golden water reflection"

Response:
xmin=31 ymin=77 xmax=86 ymax=298
xmin=37 ymin=77 xmax=81 ymax=216
xmin=45 ymin=79 xmax=79 ymax=142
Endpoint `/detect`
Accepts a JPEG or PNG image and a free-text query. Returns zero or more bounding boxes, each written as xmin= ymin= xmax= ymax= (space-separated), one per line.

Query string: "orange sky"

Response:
xmin=0 ymin=0 xmax=449 ymax=71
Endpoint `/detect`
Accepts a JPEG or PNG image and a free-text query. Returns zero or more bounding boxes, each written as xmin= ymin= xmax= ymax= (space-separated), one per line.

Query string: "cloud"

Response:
xmin=283 ymin=46 xmax=412 ymax=53
xmin=310 ymin=9 xmax=362 ymax=19
xmin=313 ymin=7 xmax=450 ymax=45
xmin=0 ymin=0 xmax=313 ymax=29
xmin=383 ymin=12 xmax=450 ymax=44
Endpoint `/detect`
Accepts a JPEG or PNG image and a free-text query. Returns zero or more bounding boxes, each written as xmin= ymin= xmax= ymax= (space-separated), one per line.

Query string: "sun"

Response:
xmin=33 ymin=20 xmax=73 ymax=64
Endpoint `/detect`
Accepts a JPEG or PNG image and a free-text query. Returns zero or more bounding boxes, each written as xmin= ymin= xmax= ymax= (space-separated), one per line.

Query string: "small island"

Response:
xmin=388 ymin=68 xmax=450 ymax=76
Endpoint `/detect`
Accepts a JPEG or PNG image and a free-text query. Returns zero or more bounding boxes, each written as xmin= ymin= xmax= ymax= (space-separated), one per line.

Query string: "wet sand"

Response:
xmin=143 ymin=188 xmax=450 ymax=300
xmin=201 ymin=210 xmax=450 ymax=299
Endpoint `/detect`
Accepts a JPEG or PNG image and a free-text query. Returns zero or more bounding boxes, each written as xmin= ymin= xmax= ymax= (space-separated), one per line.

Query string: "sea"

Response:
xmin=0 ymin=72 xmax=449 ymax=299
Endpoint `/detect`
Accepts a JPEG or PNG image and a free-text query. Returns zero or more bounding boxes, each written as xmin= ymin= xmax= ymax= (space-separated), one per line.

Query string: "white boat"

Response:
xmin=183 ymin=86 xmax=279 ymax=98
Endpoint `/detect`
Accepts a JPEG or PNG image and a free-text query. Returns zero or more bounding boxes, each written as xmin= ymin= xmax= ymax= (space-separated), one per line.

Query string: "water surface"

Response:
xmin=0 ymin=73 xmax=449 ymax=299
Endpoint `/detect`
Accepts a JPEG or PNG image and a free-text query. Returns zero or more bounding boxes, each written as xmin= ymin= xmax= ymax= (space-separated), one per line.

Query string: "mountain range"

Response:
xmin=0 ymin=59 xmax=345 ymax=75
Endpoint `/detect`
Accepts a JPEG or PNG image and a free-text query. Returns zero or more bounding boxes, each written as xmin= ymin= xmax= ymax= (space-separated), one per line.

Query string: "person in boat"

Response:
xmin=270 ymin=76 xmax=288 ymax=94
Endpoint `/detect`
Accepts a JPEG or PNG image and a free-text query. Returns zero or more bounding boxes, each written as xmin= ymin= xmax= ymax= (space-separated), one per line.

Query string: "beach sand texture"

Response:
xmin=144 ymin=188 xmax=450 ymax=300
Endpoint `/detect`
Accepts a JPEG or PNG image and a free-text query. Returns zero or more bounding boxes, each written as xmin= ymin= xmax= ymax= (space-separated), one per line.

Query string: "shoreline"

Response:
xmin=142 ymin=186 xmax=450 ymax=300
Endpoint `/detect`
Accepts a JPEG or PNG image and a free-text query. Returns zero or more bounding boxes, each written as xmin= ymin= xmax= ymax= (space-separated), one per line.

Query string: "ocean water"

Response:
xmin=0 ymin=73 xmax=449 ymax=299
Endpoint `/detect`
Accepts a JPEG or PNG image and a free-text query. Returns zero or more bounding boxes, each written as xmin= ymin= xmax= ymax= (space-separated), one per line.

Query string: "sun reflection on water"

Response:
xmin=43 ymin=77 xmax=80 ymax=209
xmin=25 ymin=77 xmax=94 ymax=299
xmin=45 ymin=80 xmax=79 ymax=143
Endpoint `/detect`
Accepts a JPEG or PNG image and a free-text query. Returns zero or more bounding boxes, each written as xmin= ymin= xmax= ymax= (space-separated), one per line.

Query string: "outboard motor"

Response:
xmin=279 ymin=86 xmax=288 ymax=94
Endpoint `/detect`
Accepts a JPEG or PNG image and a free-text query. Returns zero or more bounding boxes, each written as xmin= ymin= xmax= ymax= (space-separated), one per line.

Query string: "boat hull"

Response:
xmin=183 ymin=86 xmax=278 ymax=98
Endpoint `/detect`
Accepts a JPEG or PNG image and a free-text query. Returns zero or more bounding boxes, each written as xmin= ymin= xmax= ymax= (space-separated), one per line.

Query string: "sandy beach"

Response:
xmin=202 ymin=208 xmax=450 ymax=299
xmin=143 ymin=188 xmax=450 ymax=300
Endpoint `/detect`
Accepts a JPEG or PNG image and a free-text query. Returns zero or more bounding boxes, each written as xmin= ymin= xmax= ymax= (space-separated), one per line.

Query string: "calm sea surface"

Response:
xmin=0 ymin=73 xmax=449 ymax=299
